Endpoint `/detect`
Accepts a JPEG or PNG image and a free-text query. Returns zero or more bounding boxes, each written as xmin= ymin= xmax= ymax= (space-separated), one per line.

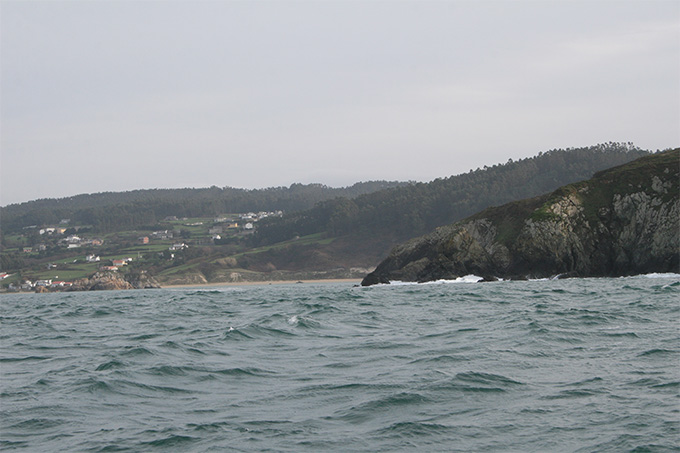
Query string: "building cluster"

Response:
xmin=238 ymin=211 xmax=283 ymax=221
xmin=144 ymin=211 xmax=283 ymax=244
xmin=61 ymin=235 xmax=104 ymax=249
xmin=20 ymin=231 xmax=104 ymax=253
xmin=7 ymin=278 xmax=74 ymax=291
xmin=39 ymin=227 xmax=68 ymax=235
xmin=213 ymin=211 xmax=282 ymax=224
xmin=151 ymin=230 xmax=174 ymax=239
xmin=85 ymin=255 xmax=132 ymax=268
xmin=21 ymin=235 xmax=104 ymax=253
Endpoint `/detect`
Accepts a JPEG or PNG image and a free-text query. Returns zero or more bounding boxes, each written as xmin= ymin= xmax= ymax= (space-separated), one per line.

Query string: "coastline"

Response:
xmin=0 ymin=278 xmax=363 ymax=293
xmin=162 ymin=278 xmax=362 ymax=289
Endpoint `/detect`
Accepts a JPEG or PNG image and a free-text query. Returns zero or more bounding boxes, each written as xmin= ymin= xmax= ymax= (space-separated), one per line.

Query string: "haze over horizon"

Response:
xmin=1 ymin=0 xmax=678 ymax=206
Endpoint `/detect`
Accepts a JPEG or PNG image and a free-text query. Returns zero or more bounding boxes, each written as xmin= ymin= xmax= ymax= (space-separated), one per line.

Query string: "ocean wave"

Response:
xmin=638 ymin=348 xmax=677 ymax=357
xmin=223 ymin=324 xmax=296 ymax=340
xmin=120 ymin=346 xmax=155 ymax=356
xmin=408 ymin=354 xmax=467 ymax=365
xmin=631 ymin=272 xmax=680 ymax=279
xmin=95 ymin=360 xmax=127 ymax=371
xmin=141 ymin=434 xmax=198 ymax=448
xmin=372 ymin=421 xmax=453 ymax=437
xmin=222 ymin=326 xmax=253 ymax=340
xmin=213 ymin=367 xmax=276 ymax=377
xmin=541 ymin=388 xmax=605 ymax=399
xmin=145 ymin=365 xmax=189 ymax=376
xmin=116 ymin=379 xmax=195 ymax=395
xmin=287 ymin=314 xmax=321 ymax=328
xmin=334 ymin=392 xmax=431 ymax=423
xmin=455 ymin=371 xmax=525 ymax=387
xmin=0 ymin=355 xmax=51 ymax=363
xmin=386 ymin=275 xmax=485 ymax=285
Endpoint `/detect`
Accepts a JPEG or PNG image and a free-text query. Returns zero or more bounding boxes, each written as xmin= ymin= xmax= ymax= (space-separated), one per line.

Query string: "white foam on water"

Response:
xmin=376 ymin=272 xmax=680 ymax=286
xmin=430 ymin=274 xmax=484 ymax=284
xmin=633 ymin=272 xmax=680 ymax=279
xmin=387 ymin=275 xmax=485 ymax=285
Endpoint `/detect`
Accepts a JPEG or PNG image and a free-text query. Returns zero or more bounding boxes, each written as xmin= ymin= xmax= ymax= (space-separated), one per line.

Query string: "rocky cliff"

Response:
xmin=362 ymin=149 xmax=679 ymax=285
xmin=69 ymin=270 xmax=161 ymax=291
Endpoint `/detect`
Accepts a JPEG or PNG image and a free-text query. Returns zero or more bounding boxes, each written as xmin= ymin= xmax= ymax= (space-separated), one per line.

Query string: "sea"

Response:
xmin=1 ymin=275 xmax=678 ymax=452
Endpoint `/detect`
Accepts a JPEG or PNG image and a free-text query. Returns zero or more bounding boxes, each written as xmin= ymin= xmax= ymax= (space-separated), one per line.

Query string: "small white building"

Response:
xmin=86 ymin=254 xmax=100 ymax=263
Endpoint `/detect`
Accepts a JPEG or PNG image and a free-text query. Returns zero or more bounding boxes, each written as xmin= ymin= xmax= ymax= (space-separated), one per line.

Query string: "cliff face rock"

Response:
xmin=70 ymin=272 xmax=133 ymax=291
xmin=69 ymin=271 xmax=161 ymax=291
xmin=362 ymin=149 xmax=679 ymax=285
xmin=126 ymin=271 xmax=162 ymax=289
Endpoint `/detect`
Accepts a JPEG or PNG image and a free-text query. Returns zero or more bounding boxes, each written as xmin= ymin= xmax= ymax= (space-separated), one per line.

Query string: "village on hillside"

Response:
xmin=1 ymin=211 xmax=283 ymax=291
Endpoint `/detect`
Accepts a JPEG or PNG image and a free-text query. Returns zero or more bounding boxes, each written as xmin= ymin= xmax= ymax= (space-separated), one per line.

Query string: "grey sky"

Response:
xmin=1 ymin=0 xmax=678 ymax=206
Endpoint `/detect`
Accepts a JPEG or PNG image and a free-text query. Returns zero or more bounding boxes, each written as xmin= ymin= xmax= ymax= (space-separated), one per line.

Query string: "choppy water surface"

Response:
xmin=1 ymin=276 xmax=679 ymax=452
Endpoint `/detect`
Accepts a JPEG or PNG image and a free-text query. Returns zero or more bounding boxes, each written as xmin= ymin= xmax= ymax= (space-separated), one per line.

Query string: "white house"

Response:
xmin=86 ymin=254 xmax=100 ymax=263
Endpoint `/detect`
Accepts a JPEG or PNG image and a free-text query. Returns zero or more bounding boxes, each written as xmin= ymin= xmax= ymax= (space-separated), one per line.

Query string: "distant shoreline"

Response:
xmin=162 ymin=278 xmax=362 ymax=289
xmin=0 ymin=278 xmax=363 ymax=293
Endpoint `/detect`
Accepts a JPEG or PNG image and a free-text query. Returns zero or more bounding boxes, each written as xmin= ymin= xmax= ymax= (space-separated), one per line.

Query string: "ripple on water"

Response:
xmin=0 ymin=277 xmax=678 ymax=452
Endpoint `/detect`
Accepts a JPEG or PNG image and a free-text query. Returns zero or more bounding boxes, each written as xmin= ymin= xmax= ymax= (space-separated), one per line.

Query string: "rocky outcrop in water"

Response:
xmin=362 ymin=149 xmax=679 ymax=285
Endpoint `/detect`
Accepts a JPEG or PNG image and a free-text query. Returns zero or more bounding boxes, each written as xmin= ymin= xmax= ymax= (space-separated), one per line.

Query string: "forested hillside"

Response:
xmin=0 ymin=181 xmax=406 ymax=234
xmin=362 ymin=148 xmax=679 ymax=285
xmin=253 ymin=143 xmax=649 ymax=247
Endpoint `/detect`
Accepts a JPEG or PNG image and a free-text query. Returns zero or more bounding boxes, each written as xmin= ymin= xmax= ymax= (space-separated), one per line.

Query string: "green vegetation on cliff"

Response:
xmin=362 ymin=149 xmax=679 ymax=285
xmin=253 ymin=143 xmax=648 ymax=247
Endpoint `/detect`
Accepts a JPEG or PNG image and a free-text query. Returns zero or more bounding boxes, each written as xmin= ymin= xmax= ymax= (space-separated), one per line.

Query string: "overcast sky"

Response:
xmin=1 ymin=0 xmax=678 ymax=206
